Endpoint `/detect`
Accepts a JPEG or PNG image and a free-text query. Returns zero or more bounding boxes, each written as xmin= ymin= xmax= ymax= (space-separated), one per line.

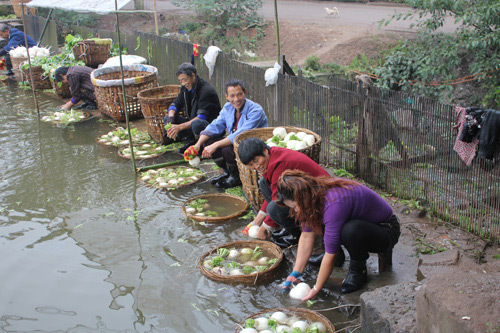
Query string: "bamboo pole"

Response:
xmin=153 ymin=0 xmax=159 ymax=36
xmin=136 ymin=159 xmax=187 ymax=173
xmin=274 ymin=0 xmax=280 ymax=63
xmin=20 ymin=0 xmax=40 ymax=115
xmin=115 ymin=0 xmax=137 ymax=172
xmin=38 ymin=8 xmax=53 ymax=46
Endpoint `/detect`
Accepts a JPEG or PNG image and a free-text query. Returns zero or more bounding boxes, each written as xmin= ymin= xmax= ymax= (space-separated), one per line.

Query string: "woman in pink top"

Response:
xmin=277 ymin=170 xmax=400 ymax=297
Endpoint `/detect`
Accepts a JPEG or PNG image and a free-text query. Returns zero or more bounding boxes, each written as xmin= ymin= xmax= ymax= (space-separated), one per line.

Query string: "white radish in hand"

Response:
xmin=189 ymin=156 xmax=201 ymax=167
xmin=289 ymin=282 xmax=311 ymax=300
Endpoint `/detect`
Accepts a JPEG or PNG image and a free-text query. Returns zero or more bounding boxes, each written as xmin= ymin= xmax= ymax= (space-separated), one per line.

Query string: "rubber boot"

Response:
xmin=210 ymin=159 xmax=230 ymax=185
xmin=271 ymin=228 xmax=289 ymax=238
xmin=308 ymin=246 xmax=345 ymax=266
xmin=216 ymin=163 xmax=242 ymax=189
xmin=341 ymin=259 xmax=367 ymax=293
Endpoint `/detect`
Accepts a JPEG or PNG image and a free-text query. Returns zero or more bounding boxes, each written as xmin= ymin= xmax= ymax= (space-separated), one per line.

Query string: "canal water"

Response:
xmin=0 ymin=83 xmax=351 ymax=332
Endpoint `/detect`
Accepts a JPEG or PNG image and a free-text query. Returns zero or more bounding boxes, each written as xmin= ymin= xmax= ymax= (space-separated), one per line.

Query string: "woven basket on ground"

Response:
xmin=139 ymin=164 xmax=204 ymax=190
xmin=182 ymin=193 xmax=249 ymax=223
xmin=199 ymin=240 xmax=283 ymax=284
xmin=10 ymin=0 xmax=36 ymax=18
xmin=91 ymin=65 xmax=158 ymax=122
xmin=234 ymin=307 xmax=335 ymax=333
xmin=73 ymin=39 xmax=111 ymax=68
xmin=233 ymin=126 xmax=322 ymax=211
xmin=11 ymin=56 xmax=27 ymax=80
xmin=118 ymin=145 xmax=167 ymax=160
xmin=21 ymin=62 xmax=52 ymax=90
xmin=51 ymin=79 xmax=71 ymax=99
xmin=137 ymin=85 xmax=181 ymax=144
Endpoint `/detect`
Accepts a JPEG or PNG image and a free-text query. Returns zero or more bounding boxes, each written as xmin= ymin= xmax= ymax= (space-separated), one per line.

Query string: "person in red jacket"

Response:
xmin=238 ymin=137 xmax=344 ymax=261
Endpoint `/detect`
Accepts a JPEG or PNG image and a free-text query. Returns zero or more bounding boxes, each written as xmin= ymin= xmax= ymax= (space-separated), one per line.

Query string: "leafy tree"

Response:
xmin=172 ymin=0 xmax=264 ymax=29
xmin=375 ymin=0 xmax=500 ymax=106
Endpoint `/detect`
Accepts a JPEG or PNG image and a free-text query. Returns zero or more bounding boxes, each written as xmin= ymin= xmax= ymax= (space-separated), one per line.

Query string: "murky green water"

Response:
xmin=0 ymin=83 xmax=350 ymax=332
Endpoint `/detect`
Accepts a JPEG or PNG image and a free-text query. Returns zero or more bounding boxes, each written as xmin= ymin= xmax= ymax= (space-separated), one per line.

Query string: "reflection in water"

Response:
xmin=0 ymin=83 xmax=350 ymax=332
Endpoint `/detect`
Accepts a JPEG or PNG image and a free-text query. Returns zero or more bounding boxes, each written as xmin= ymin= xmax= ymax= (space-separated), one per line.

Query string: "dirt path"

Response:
xmin=134 ymin=0 xmax=456 ymax=66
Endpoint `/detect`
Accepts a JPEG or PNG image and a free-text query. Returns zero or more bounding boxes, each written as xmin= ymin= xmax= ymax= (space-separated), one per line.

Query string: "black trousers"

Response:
xmin=341 ymin=215 xmax=401 ymax=261
xmin=4 ymin=53 xmax=12 ymax=72
xmin=208 ymin=137 xmax=236 ymax=165
xmin=259 ymin=177 xmax=301 ymax=237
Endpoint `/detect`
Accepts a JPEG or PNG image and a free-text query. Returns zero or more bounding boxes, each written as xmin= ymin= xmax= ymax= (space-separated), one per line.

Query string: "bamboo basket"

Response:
xmin=51 ymin=79 xmax=72 ymax=99
xmin=11 ymin=56 xmax=28 ymax=80
xmin=199 ymin=240 xmax=283 ymax=284
xmin=233 ymin=126 xmax=322 ymax=211
xmin=182 ymin=193 xmax=250 ymax=223
xmin=137 ymin=85 xmax=181 ymax=144
xmin=138 ymin=165 xmax=204 ymax=190
xmin=21 ymin=62 xmax=52 ymax=89
xmin=234 ymin=308 xmax=335 ymax=333
xmin=10 ymin=0 xmax=36 ymax=18
xmin=91 ymin=65 xmax=158 ymax=122
xmin=73 ymin=39 xmax=112 ymax=68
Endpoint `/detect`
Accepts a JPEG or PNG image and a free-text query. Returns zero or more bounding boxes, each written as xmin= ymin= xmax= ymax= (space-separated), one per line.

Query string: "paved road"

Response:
xmin=144 ymin=0 xmax=458 ymax=33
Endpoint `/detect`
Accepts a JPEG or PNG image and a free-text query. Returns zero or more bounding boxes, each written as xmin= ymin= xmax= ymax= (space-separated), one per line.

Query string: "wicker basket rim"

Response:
xmin=233 ymin=126 xmax=322 ymax=153
xmin=137 ymin=85 xmax=181 ymax=102
xmin=199 ymin=240 xmax=284 ymax=283
xmin=234 ymin=307 xmax=336 ymax=333
xmin=181 ymin=193 xmax=250 ymax=223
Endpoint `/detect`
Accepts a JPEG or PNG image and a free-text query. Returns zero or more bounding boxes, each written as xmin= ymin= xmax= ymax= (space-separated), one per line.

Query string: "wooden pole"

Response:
xmin=38 ymin=8 xmax=53 ymax=46
xmin=115 ymin=0 xmax=137 ymax=172
xmin=153 ymin=0 xmax=159 ymax=36
xmin=20 ymin=0 xmax=40 ymax=115
xmin=274 ymin=0 xmax=280 ymax=63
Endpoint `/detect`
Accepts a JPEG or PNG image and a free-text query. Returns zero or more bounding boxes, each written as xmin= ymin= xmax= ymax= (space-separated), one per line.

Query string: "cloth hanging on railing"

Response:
xmin=454 ymin=106 xmax=500 ymax=166
xmin=453 ymin=106 xmax=478 ymax=166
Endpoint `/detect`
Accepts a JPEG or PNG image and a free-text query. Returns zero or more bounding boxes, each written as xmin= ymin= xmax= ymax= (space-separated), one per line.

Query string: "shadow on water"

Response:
xmin=0 ymin=82 xmax=359 ymax=332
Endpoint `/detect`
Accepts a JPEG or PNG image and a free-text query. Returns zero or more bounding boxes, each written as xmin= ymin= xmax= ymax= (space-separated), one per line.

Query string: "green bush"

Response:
xmin=304 ymin=55 xmax=321 ymax=71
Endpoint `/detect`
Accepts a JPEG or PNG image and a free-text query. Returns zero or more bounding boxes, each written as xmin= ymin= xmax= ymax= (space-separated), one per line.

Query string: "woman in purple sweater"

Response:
xmin=277 ymin=170 xmax=400 ymax=297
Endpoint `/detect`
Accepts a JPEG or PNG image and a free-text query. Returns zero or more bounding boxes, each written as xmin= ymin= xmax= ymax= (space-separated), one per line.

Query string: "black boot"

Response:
xmin=308 ymin=253 xmax=324 ymax=266
xmin=210 ymin=159 xmax=230 ymax=185
xmin=216 ymin=163 xmax=242 ymax=189
xmin=341 ymin=260 xmax=367 ymax=293
xmin=271 ymin=228 xmax=289 ymax=238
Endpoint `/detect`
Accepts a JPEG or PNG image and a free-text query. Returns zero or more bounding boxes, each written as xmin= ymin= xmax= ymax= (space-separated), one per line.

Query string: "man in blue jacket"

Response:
xmin=189 ymin=79 xmax=268 ymax=189
xmin=0 ymin=23 xmax=36 ymax=76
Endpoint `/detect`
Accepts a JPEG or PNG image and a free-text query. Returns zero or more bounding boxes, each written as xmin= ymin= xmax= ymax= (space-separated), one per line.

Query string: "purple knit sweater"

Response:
xmin=302 ymin=184 xmax=393 ymax=254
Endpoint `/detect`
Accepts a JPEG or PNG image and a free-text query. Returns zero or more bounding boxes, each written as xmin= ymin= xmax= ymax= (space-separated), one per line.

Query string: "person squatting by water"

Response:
xmin=54 ymin=66 xmax=97 ymax=111
xmin=0 ymin=23 xmax=36 ymax=77
xmin=238 ymin=137 xmax=338 ymax=266
xmin=184 ymin=79 xmax=268 ymax=189
xmin=277 ymin=170 xmax=401 ymax=296
xmin=163 ymin=62 xmax=221 ymax=154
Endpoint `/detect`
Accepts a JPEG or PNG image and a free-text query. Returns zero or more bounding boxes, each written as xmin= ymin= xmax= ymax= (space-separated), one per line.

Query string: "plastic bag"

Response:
xmin=203 ymin=46 xmax=221 ymax=79
xmin=264 ymin=62 xmax=281 ymax=86
xmin=102 ymin=55 xmax=147 ymax=68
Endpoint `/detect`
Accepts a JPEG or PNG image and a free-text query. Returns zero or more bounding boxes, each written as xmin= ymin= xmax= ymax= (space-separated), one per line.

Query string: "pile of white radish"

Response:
xmin=97 ymin=127 xmax=152 ymax=147
xmin=139 ymin=166 xmax=204 ymax=189
xmin=9 ymin=46 xmax=50 ymax=58
xmin=120 ymin=143 xmax=168 ymax=159
xmin=203 ymin=246 xmax=278 ymax=276
xmin=265 ymin=127 xmax=316 ymax=151
xmin=240 ymin=310 xmax=328 ymax=333
xmin=41 ymin=109 xmax=86 ymax=125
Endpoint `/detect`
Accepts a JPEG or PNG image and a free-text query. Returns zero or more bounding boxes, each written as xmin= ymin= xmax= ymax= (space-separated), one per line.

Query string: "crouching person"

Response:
xmin=237 ymin=137 xmax=332 ymax=254
xmin=54 ymin=66 xmax=97 ymax=110
xmin=163 ymin=62 xmax=221 ymax=153
xmin=187 ymin=79 xmax=268 ymax=189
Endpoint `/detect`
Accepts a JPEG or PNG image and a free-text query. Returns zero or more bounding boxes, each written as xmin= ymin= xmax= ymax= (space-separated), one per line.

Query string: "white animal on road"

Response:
xmin=325 ymin=7 xmax=340 ymax=17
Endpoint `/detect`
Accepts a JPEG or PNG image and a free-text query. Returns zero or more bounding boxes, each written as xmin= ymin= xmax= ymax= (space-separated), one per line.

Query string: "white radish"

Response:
xmin=248 ymin=225 xmax=260 ymax=238
xmin=289 ymin=282 xmax=311 ymax=300
xmin=141 ymin=175 xmax=151 ymax=182
xmin=295 ymin=141 xmax=307 ymax=151
xmin=283 ymin=132 xmax=296 ymax=142
xmin=228 ymin=249 xmax=239 ymax=259
xmin=189 ymin=156 xmax=201 ymax=167
xmin=257 ymin=257 xmax=269 ymax=265
xmin=229 ymin=269 xmax=243 ymax=276
xmin=273 ymin=127 xmax=287 ymax=139
xmin=254 ymin=317 xmax=269 ymax=331
xmin=296 ymin=131 xmax=307 ymax=140
xmin=240 ymin=329 xmax=257 ymax=333
xmin=303 ymin=134 xmax=315 ymax=147
xmin=185 ymin=207 xmax=196 ymax=214
xmin=275 ymin=325 xmax=291 ymax=333
xmin=286 ymin=140 xmax=299 ymax=150
xmin=309 ymin=322 xmax=327 ymax=332
xmin=292 ymin=321 xmax=309 ymax=332
xmin=271 ymin=312 xmax=288 ymax=325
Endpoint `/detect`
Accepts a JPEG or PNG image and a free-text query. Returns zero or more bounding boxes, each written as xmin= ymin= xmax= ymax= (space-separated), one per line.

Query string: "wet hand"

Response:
xmin=301 ymin=286 xmax=318 ymax=301
xmin=202 ymin=143 xmax=217 ymax=158
xmin=167 ymin=124 xmax=181 ymax=139
xmin=257 ymin=225 xmax=268 ymax=240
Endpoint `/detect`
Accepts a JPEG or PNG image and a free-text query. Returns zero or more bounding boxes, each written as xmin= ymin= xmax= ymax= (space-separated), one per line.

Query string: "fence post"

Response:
xmin=355 ymin=75 xmax=372 ymax=181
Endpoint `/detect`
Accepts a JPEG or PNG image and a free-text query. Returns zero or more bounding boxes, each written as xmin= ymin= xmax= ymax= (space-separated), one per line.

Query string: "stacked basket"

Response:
xmin=21 ymin=61 xmax=52 ymax=89
xmin=137 ymin=85 xmax=181 ymax=144
xmin=73 ymin=39 xmax=112 ymax=68
xmin=234 ymin=126 xmax=322 ymax=211
xmin=91 ymin=64 xmax=158 ymax=122
xmin=11 ymin=56 xmax=27 ymax=80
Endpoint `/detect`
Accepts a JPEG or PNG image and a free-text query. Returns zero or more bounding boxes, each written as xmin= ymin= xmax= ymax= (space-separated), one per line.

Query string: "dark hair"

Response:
xmin=276 ymin=170 xmax=359 ymax=234
xmin=54 ymin=66 xmax=70 ymax=82
xmin=238 ymin=137 xmax=270 ymax=165
xmin=176 ymin=62 xmax=197 ymax=77
xmin=225 ymin=79 xmax=246 ymax=94
xmin=0 ymin=23 xmax=10 ymax=32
